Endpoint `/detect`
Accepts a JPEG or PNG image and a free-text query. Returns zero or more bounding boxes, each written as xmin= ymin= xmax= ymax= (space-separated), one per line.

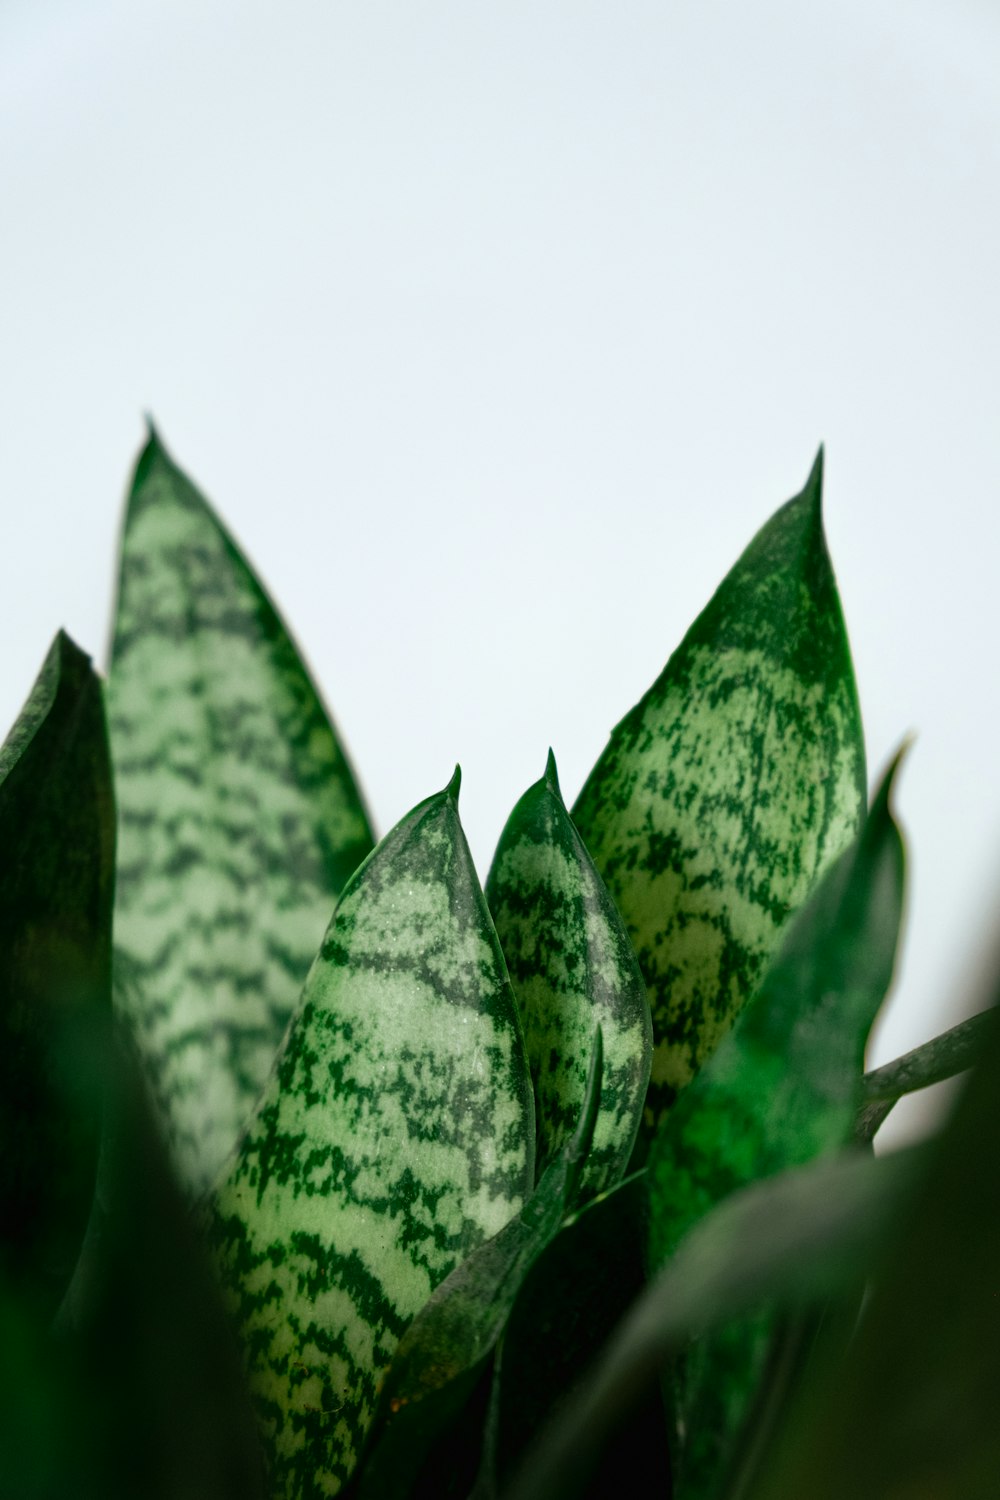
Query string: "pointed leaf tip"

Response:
xmin=445 ymin=764 xmax=462 ymax=803
xmin=870 ymin=738 xmax=912 ymax=819
xmin=544 ymin=748 xmax=562 ymax=797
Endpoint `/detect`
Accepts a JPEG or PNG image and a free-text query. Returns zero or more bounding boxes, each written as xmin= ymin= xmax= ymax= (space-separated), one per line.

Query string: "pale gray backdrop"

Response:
xmin=3 ymin=0 xmax=999 ymax=1144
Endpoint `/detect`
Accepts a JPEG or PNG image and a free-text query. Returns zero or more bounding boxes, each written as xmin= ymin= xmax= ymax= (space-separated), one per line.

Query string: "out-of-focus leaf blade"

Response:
xmin=748 ymin=1008 xmax=1000 ymax=1500
xmin=0 ymin=631 xmax=113 ymax=1316
xmin=501 ymin=1147 xmax=921 ymax=1500
xmin=47 ymin=1030 xmax=267 ymax=1500
xmin=208 ymin=772 xmax=534 ymax=1499
xmin=108 ymin=427 xmax=375 ymax=1192
xmin=486 ymin=751 xmax=651 ymax=1199
xmin=856 ymin=1007 xmax=992 ymax=1141
xmin=572 ymin=453 xmax=866 ymax=1150
xmin=644 ymin=757 xmax=904 ymax=1494
xmin=356 ymin=1031 xmax=603 ymax=1500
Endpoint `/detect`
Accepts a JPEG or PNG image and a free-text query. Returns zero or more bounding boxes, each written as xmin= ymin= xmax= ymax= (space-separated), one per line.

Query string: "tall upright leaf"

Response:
xmin=108 ymin=427 xmax=374 ymax=1192
xmin=645 ymin=758 xmax=905 ymax=1496
xmin=0 ymin=632 xmax=114 ymax=1317
xmin=572 ymin=453 xmax=866 ymax=1150
xmin=208 ymin=772 xmax=534 ymax=1499
xmin=486 ymin=751 xmax=651 ymax=1198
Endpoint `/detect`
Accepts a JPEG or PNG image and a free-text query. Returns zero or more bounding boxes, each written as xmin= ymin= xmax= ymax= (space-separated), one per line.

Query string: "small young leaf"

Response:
xmin=500 ymin=1148 xmax=922 ymax=1500
xmin=749 ymin=1008 xmax=1000 ymax=1500
xmin=356 ymin=1031 xmax=604 ymax=1500
xmin=572 ymin=454 xmax=866 ymax=1150
xmin=856 ymin=1007 xmax=992 ymax=1141
xmin=644 ymin=756 xmax=905 ymax=1494
xmin=0 ymin=632 xmax=114 ymax=1317
xmin=208 ymin=773 xmax=534 ymax=1499
xmin=486 ymin=751 xmax=651 ymax=1199
xmin=108 ymin=427 xmax=375 ymax=1192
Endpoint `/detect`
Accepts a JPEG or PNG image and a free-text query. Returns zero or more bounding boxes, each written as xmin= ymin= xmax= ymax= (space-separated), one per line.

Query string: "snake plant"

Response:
xmin=2 ymin=428 xmax=997 ymax=1500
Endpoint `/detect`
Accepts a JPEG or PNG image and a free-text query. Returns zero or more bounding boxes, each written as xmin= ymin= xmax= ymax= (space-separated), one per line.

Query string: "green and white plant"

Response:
xmin=2 ymin=428 xmax=997 ymax=1500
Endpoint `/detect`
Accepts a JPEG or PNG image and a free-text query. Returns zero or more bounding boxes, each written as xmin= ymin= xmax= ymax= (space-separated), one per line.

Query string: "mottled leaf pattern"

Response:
xmin=572 ymin=453 xmax=866 ymax=1148
xmin=486 ymin=751 xmax=651 ymax=1200
xmin=357 ymin=1030 xmax=603 ymax=1500
xmin=208 ymin=773 xmax=534 ymax=1498
xmin=108 ymin=427 xmax=374 ymax=1192
xmin=645 ymin=758 xmax=905 ymax=1496
xmin=0 ymin=632 xmax=114 ymax=1316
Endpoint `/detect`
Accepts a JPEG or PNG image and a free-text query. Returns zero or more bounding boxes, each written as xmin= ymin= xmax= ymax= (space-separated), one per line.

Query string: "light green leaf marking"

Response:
xmin=108 ymin=426 xmax=374 ymax=1193
xmin=487 ymin=751 xmax=651 ymax=1200
xmin=572 ymin=452 xmax=866 ymax=1147
xmin=356 ymin=1030 xmax=603 ymax=1500
xmin=208 ymin=773 xmax=534 ymax=1499
xmin=645 ymin=757 xmax=905 ymax=1496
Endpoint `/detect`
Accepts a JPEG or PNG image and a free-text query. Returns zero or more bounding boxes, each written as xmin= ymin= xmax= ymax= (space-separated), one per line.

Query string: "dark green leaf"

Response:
xmin=856 ymin=1007 xmax=992 ymax=1141
xmin=0 ymin=632 xmax=114 ymax=1316
xmin=356 ymin=1030 xmax=604 ymax=1500
xmin=644 ymin=755 xmax=905 ymax=1494
xmin=486 ymin=1172 xmax=668 ymax=1499
xmin=45 ymin=1030 xmax=266 ymax=1500
xmin=748 ymin=1007 xmax=1000 ymax=1500
xmin=486 ymin=750 xmax=651 ymax=1199
xmin=572 ymin=453 xmax=866 ymax=1151
xmin=108 ymin=426 xmax=375 ymax=1192
xmin=500 ymin=1147 xmax=921 ymax=1500
xmin=208 ymin=772 xmax=534 ymax=1498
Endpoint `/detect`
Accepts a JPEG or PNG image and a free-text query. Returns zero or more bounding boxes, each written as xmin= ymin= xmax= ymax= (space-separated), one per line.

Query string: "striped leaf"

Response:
xmin=645 ymin=757 xmax=905 ymax=1496
xmin=486 ymin=751 xmax=651 ymax=1200
xmin=356 ymin=1030 xmax=603 ymax=1500
xmin=108 ymin=426 xmax=374 ymax=1193
xmin=208 ymin=771 xmax=534 ymax=1499
xmin=571 ymin=452 xmax=866 ymax=1150
xmin=0 ymin=632 xmax=114 ymax=1318
xmin=856 ymin=1008 xmax=992 ymax=1142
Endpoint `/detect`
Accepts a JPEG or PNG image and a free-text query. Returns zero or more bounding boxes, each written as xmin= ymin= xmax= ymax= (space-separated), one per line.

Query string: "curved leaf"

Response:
xmin=108 ymin=426 xmax=374 ymax=1192
xmin=486 ymin=751 xmax=651 ymax=1199
xmin=644 ymin=755 xmax=905 ymax=1495
xmin=750 ymin=1008 xmax=1000 ymax=1500
xmin=208 ymin=772 xmax=534 ymax=1499
xmin=572 ymin=453 xmax=866 ymax=1150
xmin=0 ymin=632 xmax=114 ymax=1316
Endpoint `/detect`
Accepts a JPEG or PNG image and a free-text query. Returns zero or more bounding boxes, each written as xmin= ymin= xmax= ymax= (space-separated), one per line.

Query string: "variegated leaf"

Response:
xmin=108 ymin=426 xmax=374 ymax=1193
xmin=208 ymin=771 xmax=534 ymax=1499
xmin=356 ymin=1030 xmax=603 ymax=1499
xmin=486 ymin=751 xmax=651 ymax=1200
xmin=572 ymin=452 xmax=866 ymax=1150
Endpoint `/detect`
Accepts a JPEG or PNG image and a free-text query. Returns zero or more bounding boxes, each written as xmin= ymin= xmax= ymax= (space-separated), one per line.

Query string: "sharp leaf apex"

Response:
xmin=445 ymin=764 xmax=462 ymax=803
xmin=544 ymin=748 xmax=562 ymax=796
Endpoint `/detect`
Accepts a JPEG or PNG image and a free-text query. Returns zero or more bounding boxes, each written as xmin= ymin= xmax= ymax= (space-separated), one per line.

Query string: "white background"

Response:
xmin=3 ymin=1 xmax=999 ymax=1142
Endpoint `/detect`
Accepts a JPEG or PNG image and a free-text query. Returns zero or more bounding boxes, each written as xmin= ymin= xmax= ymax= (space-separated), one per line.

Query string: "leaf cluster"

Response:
xmin=2 ymin=430 xmax=997 ymax=1499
